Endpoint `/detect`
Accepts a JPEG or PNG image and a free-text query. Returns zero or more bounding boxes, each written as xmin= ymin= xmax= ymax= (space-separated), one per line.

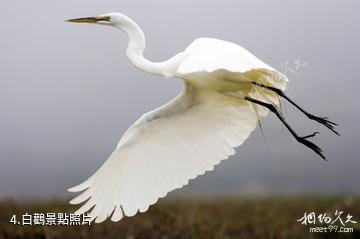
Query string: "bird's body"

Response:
xmin=66 ymin=13 xmax=337 ymax=223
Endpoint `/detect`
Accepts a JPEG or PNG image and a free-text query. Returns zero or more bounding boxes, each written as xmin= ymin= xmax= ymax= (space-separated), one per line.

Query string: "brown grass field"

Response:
xmin=0 ymin=197 xmax=359 ymax=239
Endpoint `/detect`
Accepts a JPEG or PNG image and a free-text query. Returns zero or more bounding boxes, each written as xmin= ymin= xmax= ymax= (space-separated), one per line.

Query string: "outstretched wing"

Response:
xmin=68 ymin=82 xmax=260 ymax=223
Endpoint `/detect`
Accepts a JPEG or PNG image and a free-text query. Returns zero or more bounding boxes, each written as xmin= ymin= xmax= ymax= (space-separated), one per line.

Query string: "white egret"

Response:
xmin=66 ymin=13 xmax=338 ymax=223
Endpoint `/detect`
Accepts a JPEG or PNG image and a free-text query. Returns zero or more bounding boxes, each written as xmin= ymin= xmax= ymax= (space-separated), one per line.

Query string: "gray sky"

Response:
xmin=1 ymin=0 xmax=359 ymax=199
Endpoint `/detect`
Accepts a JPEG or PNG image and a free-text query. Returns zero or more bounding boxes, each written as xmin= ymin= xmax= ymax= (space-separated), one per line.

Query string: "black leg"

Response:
xmin=251 ymin=82 xmax=339 ymax=135
xmin=244 ymin=96 xmax=326 ymax=160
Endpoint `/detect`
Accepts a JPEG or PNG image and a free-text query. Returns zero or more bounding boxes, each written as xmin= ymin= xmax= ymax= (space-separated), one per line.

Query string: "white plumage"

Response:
xmin=67 ymin=13 xmax=288 ymax=223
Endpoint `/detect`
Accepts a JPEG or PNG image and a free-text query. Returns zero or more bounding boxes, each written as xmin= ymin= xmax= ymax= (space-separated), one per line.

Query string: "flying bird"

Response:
xmin=66 ymin=13 xmax=338 ymax=223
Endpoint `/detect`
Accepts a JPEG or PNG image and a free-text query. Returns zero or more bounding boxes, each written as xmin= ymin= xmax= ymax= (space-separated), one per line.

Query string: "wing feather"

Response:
xmin=69 ymin=82 xmax=262 ymax=222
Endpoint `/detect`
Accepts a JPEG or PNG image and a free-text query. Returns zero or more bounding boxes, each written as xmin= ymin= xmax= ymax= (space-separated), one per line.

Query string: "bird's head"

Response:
xmin=66 ymin=13 xmax=128 ymax=27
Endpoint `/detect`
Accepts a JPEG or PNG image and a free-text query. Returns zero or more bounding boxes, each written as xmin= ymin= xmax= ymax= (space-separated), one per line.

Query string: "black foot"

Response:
xmin=307 ymin=114 xmax=339 ymax=135
xmin=297 ymin=133 xmax=326 ymax=160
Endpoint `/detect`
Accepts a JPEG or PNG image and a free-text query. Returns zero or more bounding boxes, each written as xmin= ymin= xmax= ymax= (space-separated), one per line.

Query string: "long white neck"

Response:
xmin=115 ymin=17 xmax=165 ymax=76
xmin=113 ymin=16 xmax=186 ymax=78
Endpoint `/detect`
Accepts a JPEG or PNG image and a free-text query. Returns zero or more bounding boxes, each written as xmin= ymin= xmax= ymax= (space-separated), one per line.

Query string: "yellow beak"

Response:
xmin=65 ymin=16 xmax=110 ymax=23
